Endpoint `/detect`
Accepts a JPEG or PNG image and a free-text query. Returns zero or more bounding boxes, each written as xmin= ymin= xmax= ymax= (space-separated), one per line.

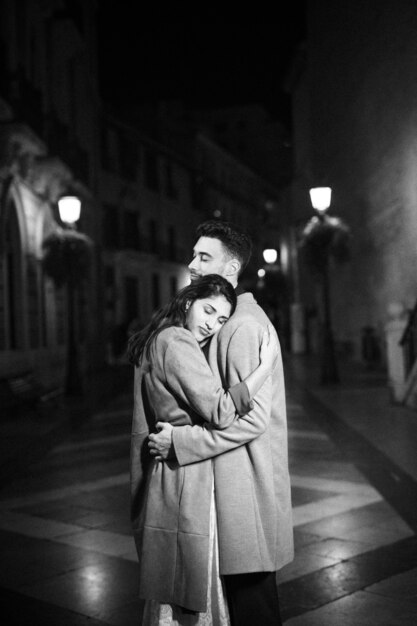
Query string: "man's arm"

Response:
xmin=149 ymin=321 xmax=277 ymax=465
xmin=149 ymin=375 xmax=271 ymax=462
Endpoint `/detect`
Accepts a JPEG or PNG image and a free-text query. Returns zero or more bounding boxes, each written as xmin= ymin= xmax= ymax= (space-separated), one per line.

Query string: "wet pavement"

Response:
xmin=0 ymin=355 xmax=417 ymax=625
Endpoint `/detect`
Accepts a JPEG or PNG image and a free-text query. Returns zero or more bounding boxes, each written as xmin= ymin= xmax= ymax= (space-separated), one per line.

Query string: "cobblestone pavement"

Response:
xmin=0 ymin=356 xmax=416 ymax=625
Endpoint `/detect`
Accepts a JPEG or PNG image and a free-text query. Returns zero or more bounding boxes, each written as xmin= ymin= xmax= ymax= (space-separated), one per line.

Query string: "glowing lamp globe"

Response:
xmin=263 ymin=249 xmax=278 ymax=264
xmin=58 ymin=196 xmax=81 ymax=224
xmin=309 ymin=187 xmax=332 ymax=214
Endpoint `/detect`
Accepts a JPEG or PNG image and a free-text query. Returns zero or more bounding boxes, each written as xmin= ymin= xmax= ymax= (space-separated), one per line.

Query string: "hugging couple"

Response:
xmin=128 ymin=220 xmax=294 ymax=626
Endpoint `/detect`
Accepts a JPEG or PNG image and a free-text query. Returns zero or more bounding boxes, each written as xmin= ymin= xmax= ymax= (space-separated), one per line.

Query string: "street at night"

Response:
xmin=1 ymin=356 xmax=417 ymax=624
xmin=2 ymin=2 xmax=417 ymax=624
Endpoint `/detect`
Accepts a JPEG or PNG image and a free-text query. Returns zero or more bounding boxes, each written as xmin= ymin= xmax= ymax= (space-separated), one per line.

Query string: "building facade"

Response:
xmin=99 ymin=109 xmax=289 ymax=362
xmin=0 ymin=0 xmax=100 ymax=390
xmin=289 ymin=0 xmax=417 ymax=364
xmin=189 ymin=104 xmax=292 ymax=189
xmin=0 ymin=2 xmax=291 ymax=394
xmin=99 ymin=111 xmax=195 ymax=362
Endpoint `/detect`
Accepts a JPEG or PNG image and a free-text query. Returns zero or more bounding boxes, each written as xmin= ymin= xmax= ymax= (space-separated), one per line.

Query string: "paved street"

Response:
xmin=0 ymin=356 xmax=417 ymax=625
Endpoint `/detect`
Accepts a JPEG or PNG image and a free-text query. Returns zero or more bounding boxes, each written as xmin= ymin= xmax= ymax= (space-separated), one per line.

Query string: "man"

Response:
xmin=149 ymin=220 xmax=294 ymax=626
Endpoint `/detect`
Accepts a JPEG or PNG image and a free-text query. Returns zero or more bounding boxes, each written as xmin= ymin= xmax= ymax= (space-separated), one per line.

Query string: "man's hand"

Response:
xmin=148 ymin=422 xmax=174 ymax=461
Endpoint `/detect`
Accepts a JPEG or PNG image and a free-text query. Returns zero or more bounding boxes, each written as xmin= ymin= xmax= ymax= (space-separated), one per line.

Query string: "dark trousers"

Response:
xmin=224 ymin=571 xmax=282 ymax=626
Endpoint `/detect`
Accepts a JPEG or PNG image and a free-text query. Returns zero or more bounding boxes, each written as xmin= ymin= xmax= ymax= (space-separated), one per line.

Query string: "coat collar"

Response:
xmin=236 ymin=291 xmax=256 ymax=304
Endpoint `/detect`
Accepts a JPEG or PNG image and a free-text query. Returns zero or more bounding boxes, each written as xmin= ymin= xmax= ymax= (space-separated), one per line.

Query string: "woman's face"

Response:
xmin=185 ymin=294 xmax=232 ymax=344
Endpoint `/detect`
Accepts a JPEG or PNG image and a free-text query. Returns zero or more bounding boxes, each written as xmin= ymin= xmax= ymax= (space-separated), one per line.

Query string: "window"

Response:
xmin=101 ymin=126 xmax=119 ymax=172
xmin=168 ymin=226 xmax=176 ymax=261
xmin=123 ymin=211 xmax=140 ymax=249
xmin=165 ymin=161 xmax=178 ymax=199
xmin=190 ymin=173 xmax=205 ymax=211
xmin=124 ymin=277 xmax=139 ymax=325
xmin=149 ymin=219 xmax=158 ymax=253
xmin=152 ymin=274 xmax=160 ymax=309
xmin=105 ymin=266 xmax=115 ymax=310
xmin=120 ymin=134 xmax=139 ymax=181
xmin=103 ymin=203 xmax=120 ymax=249
xmin=170 ymin=276 xmax=178 ymax=298
xmin=144 ymin=149 xmax=159 ymax=191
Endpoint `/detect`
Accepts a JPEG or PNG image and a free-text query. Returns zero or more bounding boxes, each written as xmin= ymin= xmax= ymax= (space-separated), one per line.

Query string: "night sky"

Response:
xmin=97 ymin=11 xmax=307 ymax=126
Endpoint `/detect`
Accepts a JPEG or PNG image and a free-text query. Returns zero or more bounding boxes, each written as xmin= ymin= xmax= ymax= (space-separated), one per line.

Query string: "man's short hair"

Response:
xmin=196 ymin=220 xmax=253 ymax=275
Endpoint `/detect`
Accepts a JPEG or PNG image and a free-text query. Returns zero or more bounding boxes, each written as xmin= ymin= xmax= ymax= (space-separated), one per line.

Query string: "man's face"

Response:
xmin=188 ymin=236 xmax=230 ymax=281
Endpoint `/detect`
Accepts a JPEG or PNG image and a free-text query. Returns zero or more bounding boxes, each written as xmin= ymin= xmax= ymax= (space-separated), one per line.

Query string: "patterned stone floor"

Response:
xmin=0 ymin=356 xmax=416 ymax=625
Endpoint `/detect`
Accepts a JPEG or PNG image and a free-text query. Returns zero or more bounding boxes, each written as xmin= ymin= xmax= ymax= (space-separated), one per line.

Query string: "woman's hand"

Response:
xmin=259 ymin=325 xmax=279 ymax=372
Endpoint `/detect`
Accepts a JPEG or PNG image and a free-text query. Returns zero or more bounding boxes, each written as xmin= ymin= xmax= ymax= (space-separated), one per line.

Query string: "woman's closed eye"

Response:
xmin=185 ymin=292 xmax=233 ymax=342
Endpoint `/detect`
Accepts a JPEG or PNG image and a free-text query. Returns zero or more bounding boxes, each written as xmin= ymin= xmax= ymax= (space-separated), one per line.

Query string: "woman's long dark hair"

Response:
xmin=127 ymin=274 xmax=237 ymax=366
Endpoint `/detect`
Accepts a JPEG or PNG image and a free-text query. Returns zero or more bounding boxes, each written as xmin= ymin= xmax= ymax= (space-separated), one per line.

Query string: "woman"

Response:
xmin=128 ymin=275 xmax=276 ymax=625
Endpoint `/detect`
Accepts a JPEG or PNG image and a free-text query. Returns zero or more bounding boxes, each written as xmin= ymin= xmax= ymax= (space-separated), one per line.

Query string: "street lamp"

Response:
xmin=42 ymin=195 xmax=93 ymax=396
xmin=261 ymin=246 xmax=285 ymax=336
xmin=263 ymin=248 xmax=278 ymax=265
xmin=57 ymin=195 xmax=84 ymax=396
xmin=58 ymin=195 xmax=81 ymax=225
xmin=309 ymin=186 xmax=332 ymax=214
xmin=308 ymin=186 xmax=339 ymax=384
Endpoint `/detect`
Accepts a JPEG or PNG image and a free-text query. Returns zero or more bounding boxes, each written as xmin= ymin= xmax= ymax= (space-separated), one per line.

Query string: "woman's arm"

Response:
xmin=150 ymin=323 xmax=282 ymax=465
xmin=162 ymin=329 xmax=253 ymax=429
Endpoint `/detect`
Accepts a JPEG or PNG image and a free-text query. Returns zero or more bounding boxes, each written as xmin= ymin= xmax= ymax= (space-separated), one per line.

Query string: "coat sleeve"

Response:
xmin=163 ymin=329 xmax=253 ymax=429
xmin=172 ymin=321 xmax=275 ymax=465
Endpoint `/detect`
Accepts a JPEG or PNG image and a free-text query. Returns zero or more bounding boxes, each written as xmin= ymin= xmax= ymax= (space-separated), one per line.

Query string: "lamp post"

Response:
xmin=57 ymin=195 xmax=84 ymax=396
xmin=261 ymin=247 xmax=282 ymax=333
xmin=309 ymin=187 xmax=339 ymax=384
xmin=42 ymin=195 xmax=93 ymax=396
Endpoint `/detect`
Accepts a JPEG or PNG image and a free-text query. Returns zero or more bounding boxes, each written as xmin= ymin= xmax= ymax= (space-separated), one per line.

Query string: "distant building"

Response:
xmin=99 ymin=106 xmax=290 ymax=361
xmin=185 ymin=103 xmax=292 ymax=189
xmin=99 ymin=110 xmax=194 ymax=361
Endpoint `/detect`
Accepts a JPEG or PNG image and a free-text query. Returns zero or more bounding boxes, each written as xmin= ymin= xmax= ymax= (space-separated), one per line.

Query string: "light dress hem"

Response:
xmin=141 ymin=482 xmax=230 ymax=626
